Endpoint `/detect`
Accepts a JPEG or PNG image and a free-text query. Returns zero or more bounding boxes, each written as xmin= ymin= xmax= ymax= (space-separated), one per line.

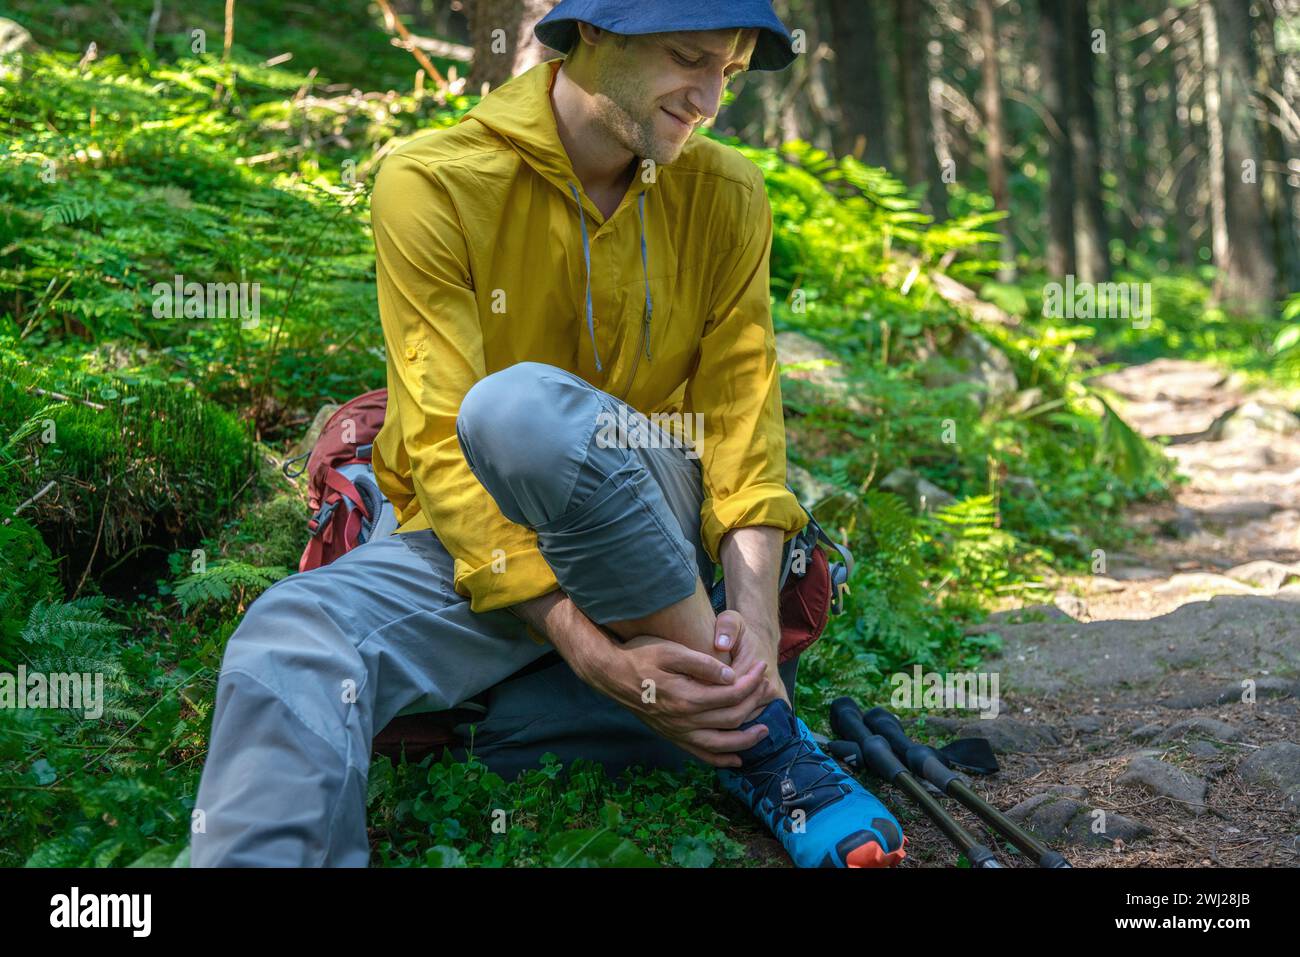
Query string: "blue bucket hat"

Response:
xmin=534 ymin=0 xmax=797 ymax=71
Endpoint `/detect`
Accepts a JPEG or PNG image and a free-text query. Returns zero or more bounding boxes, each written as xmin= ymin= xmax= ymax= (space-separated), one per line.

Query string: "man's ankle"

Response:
xmin=740 ymin=691 xmax=789 ymax=725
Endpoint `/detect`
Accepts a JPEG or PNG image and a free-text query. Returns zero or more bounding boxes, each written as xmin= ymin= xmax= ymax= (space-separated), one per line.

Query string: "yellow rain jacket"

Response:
xmin=370 ymin=58 xmax=807 ymax=614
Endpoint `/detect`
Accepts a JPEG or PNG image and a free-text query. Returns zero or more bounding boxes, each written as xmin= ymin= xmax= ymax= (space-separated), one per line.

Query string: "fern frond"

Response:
xmin=22 ymin=598 xmax=125 ymax=649
xmin=173 ymin=560 xmax=289 ymax=613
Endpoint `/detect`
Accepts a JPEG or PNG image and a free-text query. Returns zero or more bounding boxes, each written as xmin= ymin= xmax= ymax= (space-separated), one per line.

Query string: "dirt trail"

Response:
xmin=888 ymin=359 xmax=1300 ymax=868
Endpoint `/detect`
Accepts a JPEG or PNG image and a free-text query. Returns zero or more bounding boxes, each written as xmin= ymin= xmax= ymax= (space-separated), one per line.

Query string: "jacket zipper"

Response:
xmin=615 ymin=311 xmax=651 ymax=401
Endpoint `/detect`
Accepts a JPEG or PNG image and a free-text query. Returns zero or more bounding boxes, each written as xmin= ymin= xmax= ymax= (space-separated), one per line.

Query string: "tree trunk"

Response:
xmin=468 ymin=0 xmax=553 ymax=92
xmin=1201 ymin=0 xmax=1233 ymax=288
xmin=1101 ymin=0 xmax=1137 ymax=258
xmin=1203 ymin=0 xmax=1278 ymax=308
xmin=827 ymin=0 xmax=891 ymax=166
xmin=1254 ymin=1 xmax=1300 ymax=292
xmin=976 ymin=0 xmax=1015 ymax=277
xmin=1171 ymin=24 xmax=1201 ymax=267
xmin=1065 ymin=0 xmax=1111 ymax=282
xmin=1039 ymin=0 xmax=1076 ymax=276
xmin=894 ymin=0 xmax=948 ymax=217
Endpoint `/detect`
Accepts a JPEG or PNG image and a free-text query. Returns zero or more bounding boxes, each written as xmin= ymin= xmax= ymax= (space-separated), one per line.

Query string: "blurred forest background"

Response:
xmin=0 ymin=0 xmax=1297 ymax=868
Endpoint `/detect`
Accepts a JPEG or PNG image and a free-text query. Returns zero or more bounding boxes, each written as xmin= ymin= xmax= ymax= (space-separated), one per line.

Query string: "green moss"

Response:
xmin=219 ymin=490 xmax=309 ymax=572
xmin=0 ymin=349 xmax=253 ymax=585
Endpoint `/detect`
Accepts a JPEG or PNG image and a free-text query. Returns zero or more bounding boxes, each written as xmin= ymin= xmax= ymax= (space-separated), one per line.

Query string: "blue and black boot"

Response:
xmin=718 ymin=698 xmax=907 ymax=868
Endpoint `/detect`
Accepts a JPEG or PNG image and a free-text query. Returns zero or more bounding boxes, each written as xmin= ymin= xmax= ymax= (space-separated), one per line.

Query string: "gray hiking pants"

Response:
xmin=190 ymin=361 xmax=800 ymax=867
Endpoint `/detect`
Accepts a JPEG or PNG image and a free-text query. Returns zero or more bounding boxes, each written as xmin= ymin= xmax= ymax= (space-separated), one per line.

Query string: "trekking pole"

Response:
xmin=862 ymin=705 xmax=1071 ymax=868
xmin=829 ymin=698 xmax=1003 ymax=869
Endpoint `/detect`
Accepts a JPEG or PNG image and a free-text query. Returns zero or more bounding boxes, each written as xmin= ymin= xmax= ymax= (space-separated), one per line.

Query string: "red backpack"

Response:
xmin=285 ymin=388 xmax=391 ymax=573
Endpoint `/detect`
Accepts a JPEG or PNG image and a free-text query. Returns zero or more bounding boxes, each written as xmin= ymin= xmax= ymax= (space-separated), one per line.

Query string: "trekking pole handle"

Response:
xmin=863 ymin=706 xmax=962 ymax=790
xmin=830 ymin=700 xmax=904 ymax=782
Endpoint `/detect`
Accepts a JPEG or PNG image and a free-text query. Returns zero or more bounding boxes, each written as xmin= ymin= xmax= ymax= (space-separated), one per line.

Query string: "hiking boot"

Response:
xmin=717 ymin=698 xmax=907 ymax=868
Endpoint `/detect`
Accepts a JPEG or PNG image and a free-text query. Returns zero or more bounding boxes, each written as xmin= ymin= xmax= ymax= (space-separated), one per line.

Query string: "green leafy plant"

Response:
xmin=173 ymin=560 xmax=289 ymax=615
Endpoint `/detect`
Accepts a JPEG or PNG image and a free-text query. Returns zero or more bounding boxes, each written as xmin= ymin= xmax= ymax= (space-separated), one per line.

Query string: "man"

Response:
xmin=191 ymin=0 xmax=904 ymax=869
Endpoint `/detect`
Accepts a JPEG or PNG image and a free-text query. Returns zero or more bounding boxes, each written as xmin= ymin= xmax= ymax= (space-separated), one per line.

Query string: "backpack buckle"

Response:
xmin=307 ymin=499 xmax=337 ymax=537
xmin=829 ymin=562 xmax=851 ymax=617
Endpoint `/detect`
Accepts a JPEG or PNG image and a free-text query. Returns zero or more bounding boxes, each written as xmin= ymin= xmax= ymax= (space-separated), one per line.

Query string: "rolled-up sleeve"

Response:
xmin=684 ymin=169 xmax=809 ymax=564
xmin=370 ymin=153 xmax=558 ymax=612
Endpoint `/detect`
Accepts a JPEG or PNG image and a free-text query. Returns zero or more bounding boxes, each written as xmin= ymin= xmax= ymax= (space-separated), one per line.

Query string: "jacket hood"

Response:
xmin=462 ymin=59 xmax=656 ymax=210
xmin=461 ymin=59 xmax=657 ymax=375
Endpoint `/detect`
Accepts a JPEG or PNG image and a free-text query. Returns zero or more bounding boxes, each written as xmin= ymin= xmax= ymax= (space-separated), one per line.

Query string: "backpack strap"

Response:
xmin=707 ymin=485 xmax=856 ymax=618
xmin=783 ymin=483 xmax=854 ymax=616
xmin=802 ymin=511 xmax=854 ymax=616
xmin=299 ymin=467 xmax=372 ymax=573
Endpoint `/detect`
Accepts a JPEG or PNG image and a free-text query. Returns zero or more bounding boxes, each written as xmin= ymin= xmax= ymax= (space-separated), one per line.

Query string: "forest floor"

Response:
xmin=752 ymin=358 xmax=1300 ymax=868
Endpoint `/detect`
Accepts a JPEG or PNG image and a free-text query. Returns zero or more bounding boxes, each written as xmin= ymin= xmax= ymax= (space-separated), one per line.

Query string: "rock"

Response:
xmin=1197 ymin=500 xmax=1281 ymax=524
xmin=0 ymin=18 xmax=32 ymax=83
xmin=1152 ymin=573 xmax=1258 ymax=597
xmin=1117 ymin=756 xmax=1210 ymax=815
xmin=1237 ymin=743 xmax=1300 ymax=803
xmin=1129 ymin=722 xmax=1166 ymax=743
xmin=1206 ymin=400 xmax=1300 ymax=440
xmin=1004 ymin=475 xmax=1040 ymax=499
xmin=952 ymin=331 xmax=1018 ymax=405
xmin=776 ymin=331 xmax=871 ymax=415
xmin=786 ymin=463 xmax=839 ymax=508
xmin=1224 ymin=561 xmax=1300 ymax=593
xmin=1163 ymin=676 xmax=1300 ymax=709
xmin=1006 ymin=792 xmax=1150 ymax=846
xmin=1160 ymin=506 xmax=1200 ymax=540
xmin=901 ymin=715 xmax=966 ymax=736
xmin=291 ymin=402 xmax=340 ymax=463
xmin=1067 ymin=715 xmax=1105 ymax=734
xmin=983 ymin=604 xmax=1074 ymax=627
xmin=1053 ymin=594 xmax=1088 ymax=621
xmin=1091 ymin=359 xmax=1227 ymax=402
xmin=1107 ymin=565 xmax=1166 ymax=581
xmin=1006 ymin=388 xmax=1044 ymax=416
xmin=954 ymin=718 xmax=1060 ymax=754
xmin=1026 ymin=784 xmax=1090 ymax=800
xmin=1184 ymin=740 xmax=1222 ymax=759
xmin=878 ymin=468 xmax=957 ymax=514
xmin=1153 ymin=718 xmax=1243 ymax=745
xmin=926 ymin=267 xmax=1021 ymax=328
xmin=919 ymin=328 xmax=1019 ymax=408
xmin=1086 ymin=576 xmax=1128 ymax=594
xmin=1045 ymin=528 xmax=1088 ymax=556
xmin=988 ymin=595 xmax=1300 ymax=697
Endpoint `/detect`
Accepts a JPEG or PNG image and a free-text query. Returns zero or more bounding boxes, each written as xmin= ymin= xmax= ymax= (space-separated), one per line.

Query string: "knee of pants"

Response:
xmin=456 ymin=361 xmax=604 ymax=525
xmin=218 ymin=576 xmax=369 ymax=724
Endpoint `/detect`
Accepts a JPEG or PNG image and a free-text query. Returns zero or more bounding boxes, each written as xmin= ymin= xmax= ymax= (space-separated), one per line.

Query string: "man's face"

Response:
xmin=587 ymin=28 xmax=757 ymax=166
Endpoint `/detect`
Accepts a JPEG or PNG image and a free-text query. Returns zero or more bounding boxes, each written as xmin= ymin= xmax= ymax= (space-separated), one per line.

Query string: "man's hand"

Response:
xmin=511 ymin=589 xmax=771 ymax=768
xmin=580 ymin=634 xmax=772 ymax=768
xmin=714 ymin=608 xmax=788 ymax=713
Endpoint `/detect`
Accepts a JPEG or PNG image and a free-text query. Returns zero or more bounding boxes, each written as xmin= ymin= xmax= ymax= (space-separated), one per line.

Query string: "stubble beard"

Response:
xmin=591 ymin=59 xmax=685 ymax=167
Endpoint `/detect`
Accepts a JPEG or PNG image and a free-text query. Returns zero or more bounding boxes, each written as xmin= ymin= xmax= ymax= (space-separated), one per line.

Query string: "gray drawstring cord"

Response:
xmin=568 ymin=181 xmax=602 ymax=373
